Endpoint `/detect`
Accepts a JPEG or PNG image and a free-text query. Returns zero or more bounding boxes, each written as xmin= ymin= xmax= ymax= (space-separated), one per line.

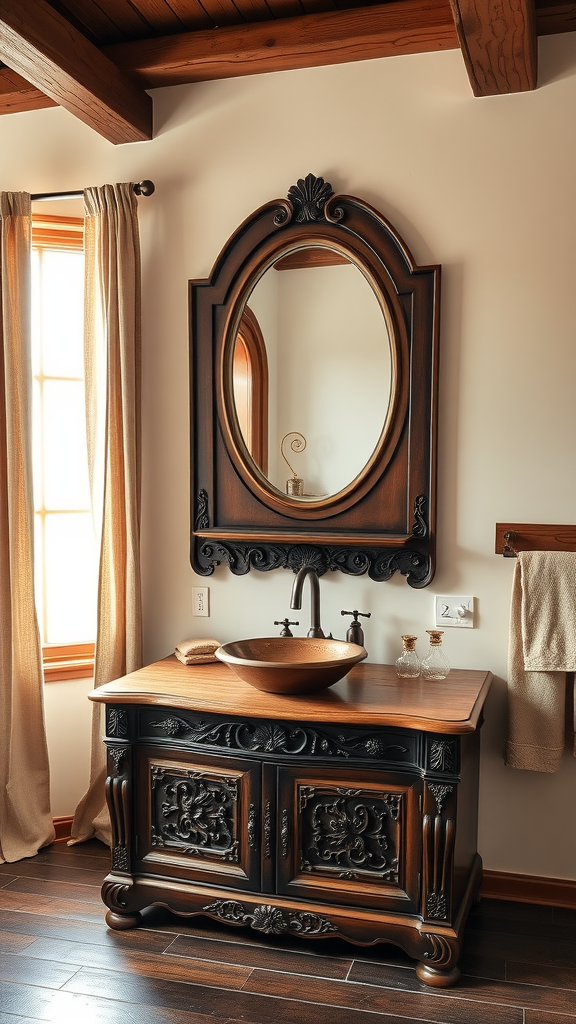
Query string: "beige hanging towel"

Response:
xmin=505 ymin=550 xmax=576 ymax=772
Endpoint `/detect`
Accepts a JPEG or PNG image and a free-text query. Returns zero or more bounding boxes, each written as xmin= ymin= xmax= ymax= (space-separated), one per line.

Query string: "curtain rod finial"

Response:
xmin=134 ymin=180 xmax=155 ymax=196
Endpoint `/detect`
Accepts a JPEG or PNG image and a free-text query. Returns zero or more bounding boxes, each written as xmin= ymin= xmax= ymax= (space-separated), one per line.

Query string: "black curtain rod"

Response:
xmin=31 ymin=179 xmax=155 ymax=202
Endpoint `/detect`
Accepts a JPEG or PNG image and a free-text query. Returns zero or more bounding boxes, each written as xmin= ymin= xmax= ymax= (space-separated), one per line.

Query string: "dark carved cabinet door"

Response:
xmin=276 ymin=766 xmax=421 ymax=913
xmin=134 ymin=746 xmax=261 ymax=891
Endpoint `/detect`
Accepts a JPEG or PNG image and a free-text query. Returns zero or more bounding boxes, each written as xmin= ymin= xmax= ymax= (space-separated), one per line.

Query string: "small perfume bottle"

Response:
xmin=421 ymin=630 xmax=450 ymax=680
xmin=395 ymin=635 xmax=420 ymax=678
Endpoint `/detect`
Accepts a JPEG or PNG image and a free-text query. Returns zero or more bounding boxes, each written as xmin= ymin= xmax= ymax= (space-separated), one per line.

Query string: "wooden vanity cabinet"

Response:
xmin=90 ymin=657 xmax=492 ymax=989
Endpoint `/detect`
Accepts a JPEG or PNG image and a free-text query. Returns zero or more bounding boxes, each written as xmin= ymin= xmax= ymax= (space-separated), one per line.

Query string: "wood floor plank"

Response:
xmin=463 ymin=926 xmax=576 ymax=969
xmin=0 ymin=889 xmax=106 ymax=921
xmin=0 ymin=859 xmax=107 ymax=886
xmin=1 ymin=876 xmax=103 ymax=904
xmin=243 ymin=968 xmax=524 ymax=1024
xmin=0 ymin=909 xmax=175 ymax=952
xmin=15 ymin=936 xmax=252 ymax=988
xmin=31 ymin=844 xmax=110 ymax=871
xmin=0 ymin=932 xmax=38 ymax=954
xmin=60 ymin=965 xmax=455 ymax=1024
xmin=0 ymin=951 xmax=80 ymax=988
xmin=167 ymin=932 xmax=353 ymax=979
xmin=0 ymin=1015 xmax=42 ymax=1023
xmin=0 ymin=979 xmax=227 ymax=1023
xmin=525 ymin=1012 xmax=576 ymax=1024
xmin=348 ymin=960 xmax=576 ymax=1014
xmin=507 ymin=959 xmax=576 ymax=990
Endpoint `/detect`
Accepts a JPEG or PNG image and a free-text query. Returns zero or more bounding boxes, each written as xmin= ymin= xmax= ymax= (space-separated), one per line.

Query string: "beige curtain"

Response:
xmin=71 ymin=184 xmax=143 ymax=845
xmin=0 ymin=192 xmax=54 ymax=862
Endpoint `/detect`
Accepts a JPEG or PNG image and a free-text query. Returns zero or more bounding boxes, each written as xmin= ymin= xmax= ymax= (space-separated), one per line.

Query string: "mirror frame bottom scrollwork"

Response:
xmin=194 ymin=490 xmax=432 ymax=588
xmin=190 ymin=174 xmax=439 ymax=588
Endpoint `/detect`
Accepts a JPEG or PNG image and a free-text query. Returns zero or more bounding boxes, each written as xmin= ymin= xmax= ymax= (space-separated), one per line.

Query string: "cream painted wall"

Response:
xmin=3 ymin=34 xmax=576 ymax=876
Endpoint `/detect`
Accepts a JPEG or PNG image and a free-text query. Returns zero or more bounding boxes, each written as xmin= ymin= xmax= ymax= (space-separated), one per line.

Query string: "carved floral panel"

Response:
xmin=299 ymin=785 xmax=401 ymax=883
xmin=150 ymin=765 xmax=240 ymax=863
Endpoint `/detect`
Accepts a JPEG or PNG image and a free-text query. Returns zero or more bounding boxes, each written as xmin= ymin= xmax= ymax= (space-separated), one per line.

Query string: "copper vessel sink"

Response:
xmin=215 ymin=636 xmax=367 ymax=694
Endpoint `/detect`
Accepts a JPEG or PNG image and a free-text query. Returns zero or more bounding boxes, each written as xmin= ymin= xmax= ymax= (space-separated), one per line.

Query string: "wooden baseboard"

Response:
xmin=481 ymin=870 xmax=576 ymax=909
xmin=53 ymin=815 xmax=74 ymax=844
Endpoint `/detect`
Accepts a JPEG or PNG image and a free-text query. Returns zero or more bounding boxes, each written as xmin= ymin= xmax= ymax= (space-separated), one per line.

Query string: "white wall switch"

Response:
xmin=434 ymin=595 xmax=474 ymax=628
xmin=193 ymin=586 xmax=210 ymax=617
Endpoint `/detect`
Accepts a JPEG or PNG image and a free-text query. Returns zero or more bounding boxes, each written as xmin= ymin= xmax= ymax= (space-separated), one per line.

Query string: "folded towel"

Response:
xmin=175 ymin=650 xmax=219 ymax=665
xmin=175 ymin=638 xmax=221 ymax=666
xmin=505 ymin=551 xmax=576 ymax=772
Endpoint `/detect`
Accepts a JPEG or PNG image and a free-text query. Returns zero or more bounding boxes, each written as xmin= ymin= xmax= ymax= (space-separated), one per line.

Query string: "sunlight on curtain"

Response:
xmin=0 ymin=192 xmax=54 ymax=863
xmin=70 ymin=183 xmax=143 ymax=846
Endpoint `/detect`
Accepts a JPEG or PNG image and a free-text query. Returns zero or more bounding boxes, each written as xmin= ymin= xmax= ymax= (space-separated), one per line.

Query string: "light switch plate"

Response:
xmin=434 ymin=595 xmax=474 ymax=628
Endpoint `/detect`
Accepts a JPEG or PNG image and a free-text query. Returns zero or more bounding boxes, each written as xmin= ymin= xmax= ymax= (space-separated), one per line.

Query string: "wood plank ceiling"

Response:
xmin=0 ymin=0 xmax=574 ymax=143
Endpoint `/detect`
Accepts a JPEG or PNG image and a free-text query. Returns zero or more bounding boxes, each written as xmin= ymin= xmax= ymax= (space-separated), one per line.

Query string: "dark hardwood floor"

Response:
xmin=0 ymin=841 xmax=575 ymax=1023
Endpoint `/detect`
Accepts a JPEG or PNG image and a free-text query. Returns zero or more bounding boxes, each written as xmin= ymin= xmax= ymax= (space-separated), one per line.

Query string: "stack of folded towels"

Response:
xmin=175 ymin=638 xmax=222 ymax=665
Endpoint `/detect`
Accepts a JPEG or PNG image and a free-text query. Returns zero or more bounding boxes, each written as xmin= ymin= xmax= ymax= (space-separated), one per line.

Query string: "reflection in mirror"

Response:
xmin=232 ymin=306 xmax=268 ymax=473
xmin=233 ymin=248 xmax=393 ymax=501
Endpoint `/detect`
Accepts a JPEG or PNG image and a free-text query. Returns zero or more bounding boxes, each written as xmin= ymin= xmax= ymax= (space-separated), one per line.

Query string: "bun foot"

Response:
xmin=416 ymin=961 xmax=461 ymax=987
xmin=106 ymin=909 xmax=142 ymax=930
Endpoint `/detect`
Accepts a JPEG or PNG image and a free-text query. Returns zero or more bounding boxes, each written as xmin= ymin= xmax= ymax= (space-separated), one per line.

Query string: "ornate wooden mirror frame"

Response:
xmin=190 ymin=174 xmax=439 ymax=587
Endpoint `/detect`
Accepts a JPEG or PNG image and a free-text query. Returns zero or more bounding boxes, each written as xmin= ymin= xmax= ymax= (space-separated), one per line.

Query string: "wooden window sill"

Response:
xmin=43 ymin=643 xmax=95 ymax=682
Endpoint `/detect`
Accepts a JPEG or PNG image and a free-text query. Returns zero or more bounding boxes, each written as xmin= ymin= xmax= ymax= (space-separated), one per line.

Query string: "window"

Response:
xmin=31 ymin=213 xmax=96 ymax=680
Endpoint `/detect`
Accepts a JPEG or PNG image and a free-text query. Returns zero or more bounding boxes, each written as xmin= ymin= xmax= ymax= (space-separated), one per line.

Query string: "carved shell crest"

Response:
xmin=287 ymin=174 xmax=334 ymax=223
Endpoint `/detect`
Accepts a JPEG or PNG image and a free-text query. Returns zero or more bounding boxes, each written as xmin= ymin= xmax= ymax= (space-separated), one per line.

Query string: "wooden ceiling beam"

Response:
xmin=448 ymin=0 xmax=537 ymax=95
xmin=0 ymin=66 xmax=57 ymax=114
xmin=0 ymin=0 xmax=152 ymax=143
xmin=103 ymin=0 xmax=460 ymax=86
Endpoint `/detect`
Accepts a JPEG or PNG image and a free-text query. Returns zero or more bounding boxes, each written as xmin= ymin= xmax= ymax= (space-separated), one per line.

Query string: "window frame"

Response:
xmin=32 ymin=212 xmax=95 ymax=682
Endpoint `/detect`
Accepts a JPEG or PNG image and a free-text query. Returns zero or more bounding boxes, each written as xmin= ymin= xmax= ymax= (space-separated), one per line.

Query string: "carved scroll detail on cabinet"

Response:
xmin=428 ymin=740 xmax=457 ymax=774
xmin=106 ymin=744 xmax=131 ymax=873
xmin=150 ymin=766 xmax=240 ymax=863
xmin=247 ymin=803 xmax=257 ymax=849
xmin=264 ymin=800 xmax=272 ymax=859
xmin=423 ymin=781 xmax=456 ymax=922
xmin=147 ymin=713 xmax=410 ymax=763
xmin=300 ymin=787 xmax=401 ymax=883
xmin=107 ymin=708 xmax=129 ymax=738
xmin=102 ymin=880 xmax=131 ymax=910
xmin=204 ymin=898 xmax=338 ymax=936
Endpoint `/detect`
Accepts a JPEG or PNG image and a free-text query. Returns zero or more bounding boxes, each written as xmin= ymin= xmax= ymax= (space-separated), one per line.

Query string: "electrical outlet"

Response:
xmin=193 ymin=586 xmax=209 ymax=617
xmin=434 ymin=595 xmax=474 ymax=628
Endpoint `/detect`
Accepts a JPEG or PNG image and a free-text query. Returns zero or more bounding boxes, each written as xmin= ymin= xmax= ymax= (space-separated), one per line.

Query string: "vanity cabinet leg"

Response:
xmin=416 ymin=960 xmax=461 ymax=987
xmin=105 ymin=909 xmax=142 ymax=930
xmin=416 ymin=931 xmax=461 ymax=987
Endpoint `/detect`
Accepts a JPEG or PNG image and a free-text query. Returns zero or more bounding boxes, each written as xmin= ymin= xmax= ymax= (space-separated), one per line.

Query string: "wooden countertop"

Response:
xmin=89 ymin=656 xmax=493 ymax=735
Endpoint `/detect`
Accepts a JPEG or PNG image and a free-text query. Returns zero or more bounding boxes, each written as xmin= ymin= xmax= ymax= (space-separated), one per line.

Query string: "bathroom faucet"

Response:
xmin=290 ymin=566 xmax=325 ymax=639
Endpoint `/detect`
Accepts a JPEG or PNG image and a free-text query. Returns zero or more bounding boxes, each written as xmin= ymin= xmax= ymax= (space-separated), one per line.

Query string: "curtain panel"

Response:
xmin=0 ymin=192 xmax=54 ymax=862
xmin=71 ymin=183 xmax=143 ymax=845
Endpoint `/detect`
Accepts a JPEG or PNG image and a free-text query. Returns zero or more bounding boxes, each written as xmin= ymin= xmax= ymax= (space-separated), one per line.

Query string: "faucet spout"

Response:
xmin=290 ymin=566 xmax=325 ymax=638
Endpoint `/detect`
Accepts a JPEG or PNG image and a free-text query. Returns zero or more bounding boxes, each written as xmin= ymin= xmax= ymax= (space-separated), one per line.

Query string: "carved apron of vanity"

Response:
xmin=91 ymin=656 xmax=492 ymax=988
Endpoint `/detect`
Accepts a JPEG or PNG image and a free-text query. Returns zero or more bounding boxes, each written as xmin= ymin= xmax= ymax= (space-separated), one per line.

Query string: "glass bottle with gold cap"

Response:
xmin=395 ymin=635 xmax=420 ymax=678
xmin=421 ymin=630 xmax=450 ymax=680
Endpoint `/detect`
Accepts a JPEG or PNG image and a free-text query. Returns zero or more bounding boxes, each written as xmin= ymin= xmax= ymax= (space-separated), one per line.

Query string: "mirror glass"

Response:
xmin=232 ymin=247 xmax=393 ymax=501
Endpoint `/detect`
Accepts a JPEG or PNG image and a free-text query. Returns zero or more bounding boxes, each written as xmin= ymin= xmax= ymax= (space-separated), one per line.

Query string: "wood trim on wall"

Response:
xmin=481 ymin=869 xmax=576 ymax=909
xmin=52 ymin=815 xmax=74 ymax=843
xmin=43 ymin=643 xmax=95 ymax=681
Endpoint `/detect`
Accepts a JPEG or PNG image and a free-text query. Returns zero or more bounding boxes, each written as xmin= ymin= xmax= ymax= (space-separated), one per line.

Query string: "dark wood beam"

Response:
xmin=536 ymin=0 xmax=576 ymax=35
xmin=0 ymin=0 xmax=152 ymax=143
xmin=103 ymin=0 xmax=460 ymax=87
xmin=0 ymin=66 xmax=56 ymax=114
xmin=448 ymin=0 xmax=537 ymax=95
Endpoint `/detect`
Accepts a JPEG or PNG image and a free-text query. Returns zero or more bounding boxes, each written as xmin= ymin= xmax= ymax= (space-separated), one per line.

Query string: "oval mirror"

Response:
xmin=231 ymin=247 xmax=394 ymax=502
